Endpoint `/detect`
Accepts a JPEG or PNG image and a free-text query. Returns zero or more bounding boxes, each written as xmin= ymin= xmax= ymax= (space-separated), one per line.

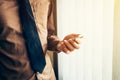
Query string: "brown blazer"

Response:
xmin=0 ymin=0 xmax=59 ymax=80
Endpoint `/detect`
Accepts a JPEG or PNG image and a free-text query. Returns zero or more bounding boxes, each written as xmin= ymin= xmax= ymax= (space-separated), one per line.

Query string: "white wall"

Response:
xmin=57 ymin=0 xmax=114 ymax=80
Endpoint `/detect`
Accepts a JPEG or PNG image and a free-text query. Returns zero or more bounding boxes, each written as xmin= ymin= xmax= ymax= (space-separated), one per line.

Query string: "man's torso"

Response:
xmin=0 ymin=0 xmax=53 ymax=80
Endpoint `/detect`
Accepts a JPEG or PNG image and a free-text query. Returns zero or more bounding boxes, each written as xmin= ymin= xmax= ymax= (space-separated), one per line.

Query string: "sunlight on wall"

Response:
xmin=113 ymin=0 xmax=120 ymax=80
xmin=57 ymin=0 xmax=114 ymax=80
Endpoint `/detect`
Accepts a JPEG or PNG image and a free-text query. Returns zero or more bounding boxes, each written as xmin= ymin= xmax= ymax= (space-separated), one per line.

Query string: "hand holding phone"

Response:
xmin=57 ymin=34 xmax=84 ymax=54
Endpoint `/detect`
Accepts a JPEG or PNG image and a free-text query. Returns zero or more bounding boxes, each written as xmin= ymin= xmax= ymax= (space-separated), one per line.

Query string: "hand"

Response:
xmin=57 ymin=34 xmax=83 ymax=54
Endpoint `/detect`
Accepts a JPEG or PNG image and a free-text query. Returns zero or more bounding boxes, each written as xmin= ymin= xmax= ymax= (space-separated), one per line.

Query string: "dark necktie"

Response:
xmin=18 ymin=0 xmax=46 ymax=73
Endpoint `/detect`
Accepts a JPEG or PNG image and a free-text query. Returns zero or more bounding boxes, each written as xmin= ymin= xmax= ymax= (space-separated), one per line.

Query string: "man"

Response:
xmin=0 ymin=0 xmax=82 ymax=80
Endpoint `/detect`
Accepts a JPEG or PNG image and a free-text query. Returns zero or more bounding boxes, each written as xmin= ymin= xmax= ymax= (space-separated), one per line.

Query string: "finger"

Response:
xmin=57 ymin=41 xmax=70 ymax=53
xmin=74 ymin=38 xmax=81 ymax=44
xmin=62 ymin=46 xmax=70 ymax=54
xmin=71 ymin=34 xmax=83 ymax=38
xmin=77 ymin=34 xmax=84 ymax=38
xmin=64 ymin=34 xmax=83 ymax=40
xmin=68 ymin=39 xmax=80 ymax=49
xmin=57 ymin=41 xmax=64 ymax=51
xmin=63 ymin=40 xmax=75 ymax=51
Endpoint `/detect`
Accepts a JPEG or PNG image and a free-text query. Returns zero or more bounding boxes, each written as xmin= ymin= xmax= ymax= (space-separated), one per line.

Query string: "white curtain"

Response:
xmin=57 ymin=0 xmax=114 ymax=80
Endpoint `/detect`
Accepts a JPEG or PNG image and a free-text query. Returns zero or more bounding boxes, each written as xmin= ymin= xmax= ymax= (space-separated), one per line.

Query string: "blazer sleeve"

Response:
xmin=47 ymin=0 xmax=61 ymax=51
